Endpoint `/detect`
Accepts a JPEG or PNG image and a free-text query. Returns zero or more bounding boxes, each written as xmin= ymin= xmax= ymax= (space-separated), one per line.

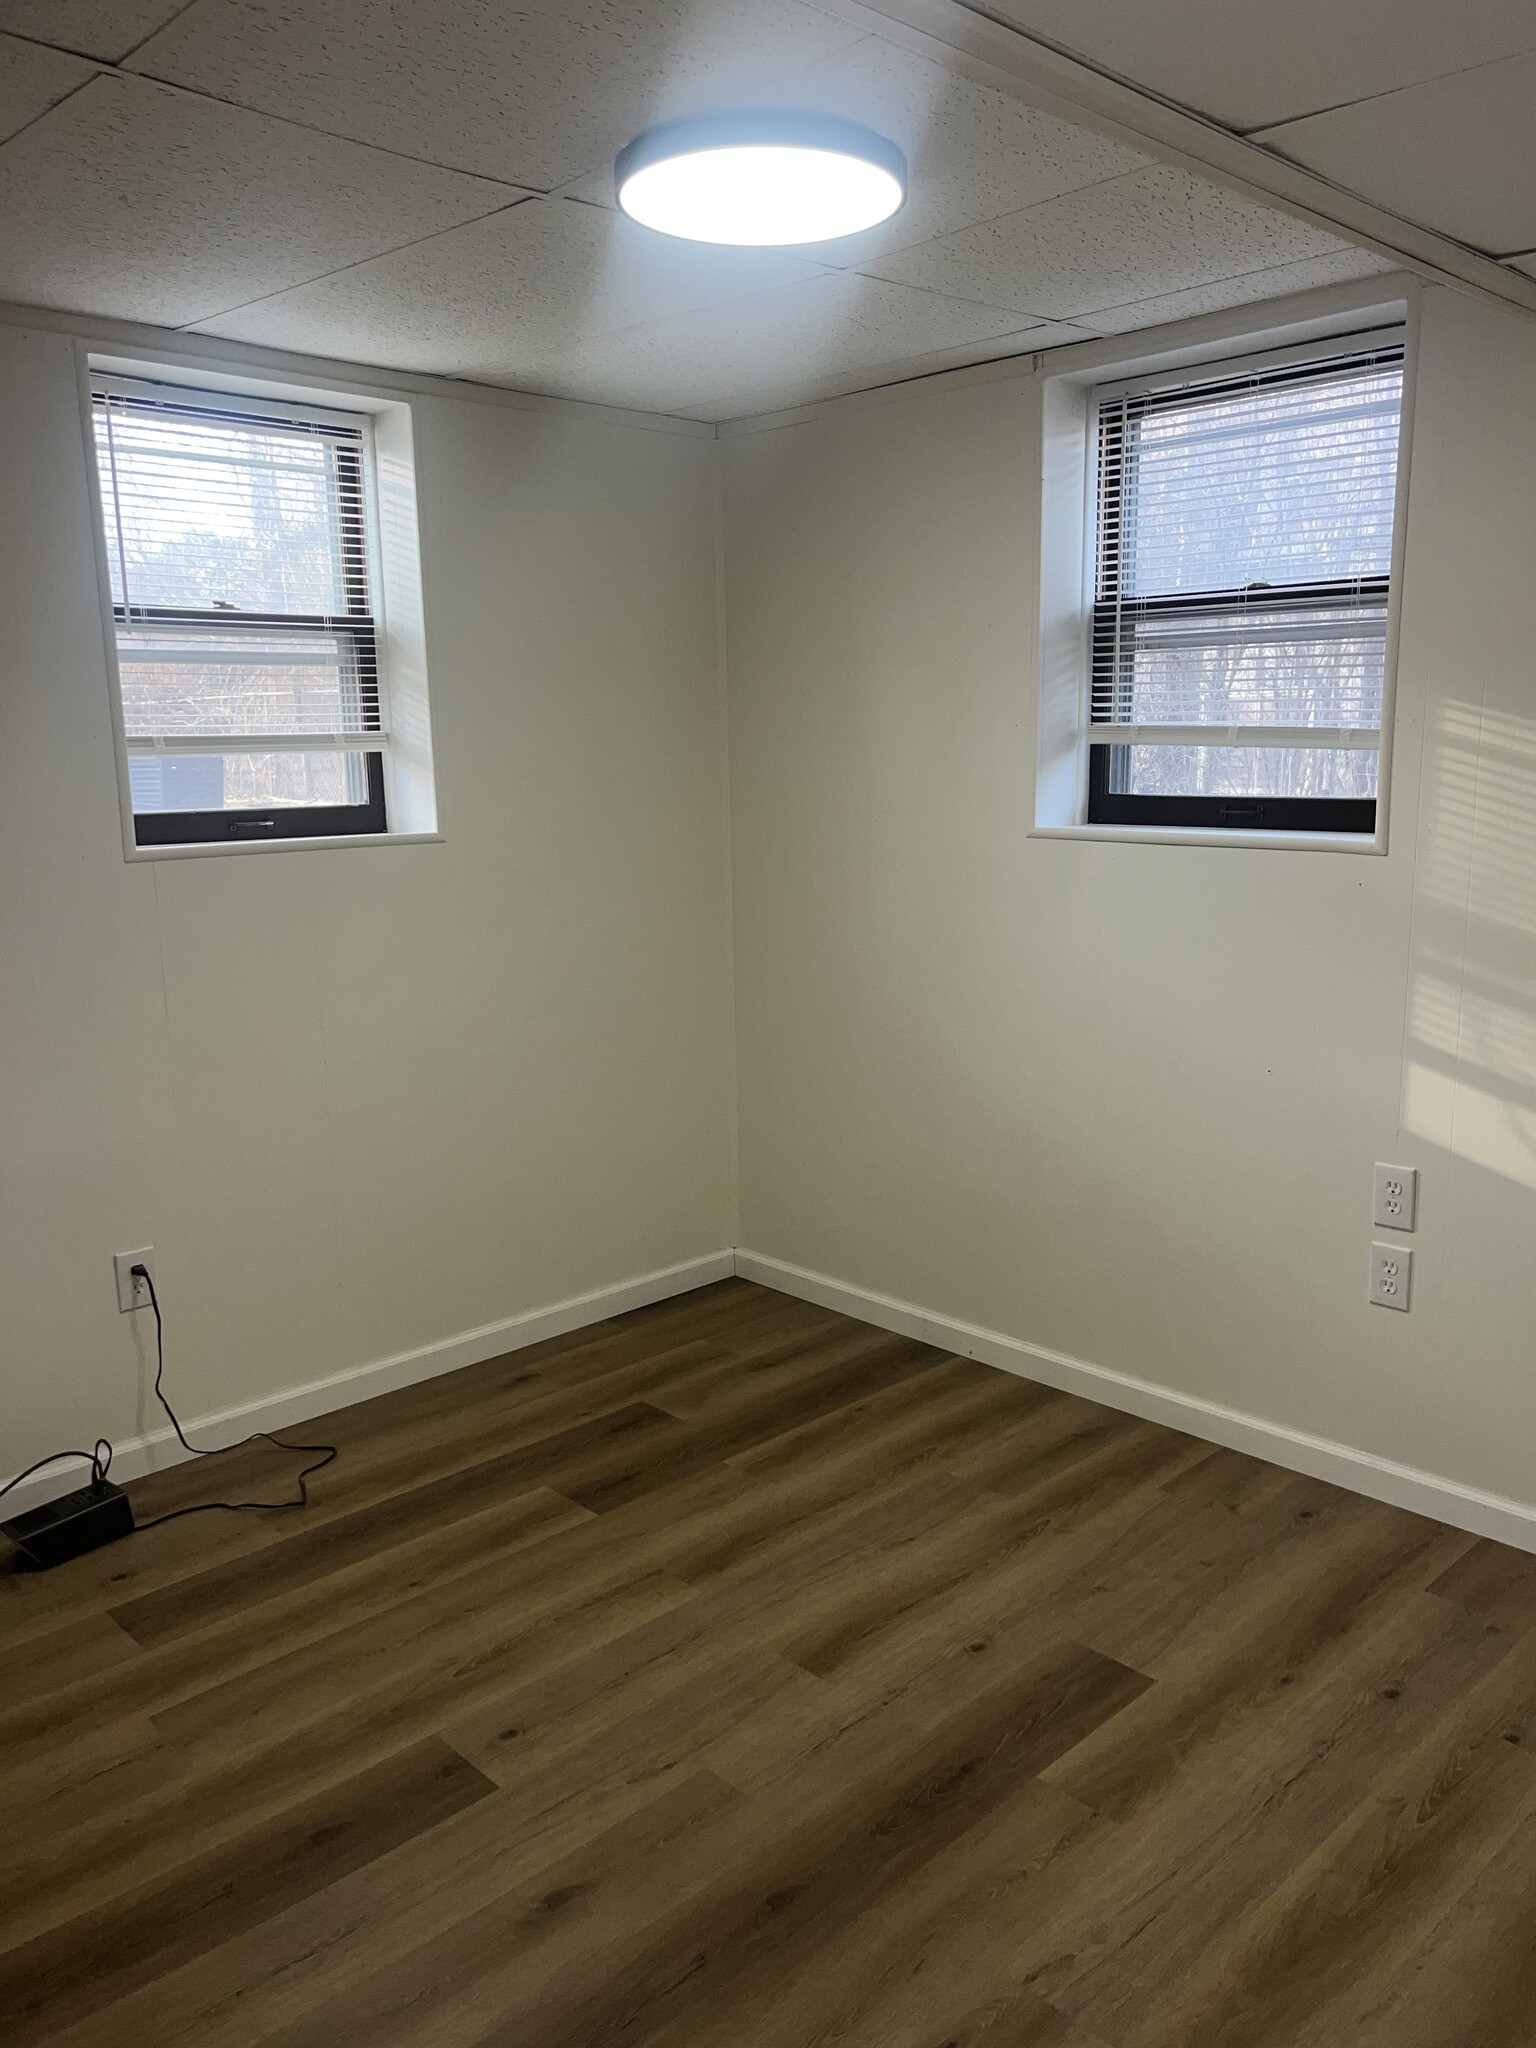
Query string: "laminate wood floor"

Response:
xmin=5 ymin=1278 xmax=1536 ymax=2048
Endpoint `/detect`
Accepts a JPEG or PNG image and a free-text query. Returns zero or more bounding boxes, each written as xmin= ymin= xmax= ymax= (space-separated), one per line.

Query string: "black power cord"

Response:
xmin=0 ymin=1439 xmax=114 ymax=1505
xmin=132 ymin=1265 xmax=338 ymax=1529
xmin=1 ymin=1269 xmax=337 ymax=1534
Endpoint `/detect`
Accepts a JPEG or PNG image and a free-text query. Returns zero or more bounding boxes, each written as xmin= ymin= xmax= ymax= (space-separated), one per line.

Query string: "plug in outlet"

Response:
xmin=1372 ymin=1163 xmax=1418 ymax=1231
xmin=114 ymin=1249 xmax=155 ymax=1313
xmin=1369 ymin=1241 xmax=1412 ymax=1311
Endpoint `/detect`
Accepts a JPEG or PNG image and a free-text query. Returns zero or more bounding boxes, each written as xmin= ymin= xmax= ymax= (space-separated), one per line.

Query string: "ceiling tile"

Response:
xmin=191 ymin=198 xmax=831 ymax=375
xmin=0 ymin=1 xmax=187 ymax=62
xmin=126 ymin=0 xmax=865 ymax=189
xmin=0 ymin=72 xmax=525 ymax=327
xmin=1081 ymin=247 xmax=1398 ymax=334
xmin=862 ymin=165 xmax=1348 ymax=320
xmin=983 ymin=0 xmax=1536 ymax=131
xmin=569 ymin=33 xmax=1150 ymax=266
xmin=678 ymin=319 xmax=1097 ymax=421
xmin=0 ymin=31 xmax=95 ymax=140
xmin=1255 ymin=55 xmax=1536 ymax=255
xmin=507 ymin=272 xmax=1055 ymax=418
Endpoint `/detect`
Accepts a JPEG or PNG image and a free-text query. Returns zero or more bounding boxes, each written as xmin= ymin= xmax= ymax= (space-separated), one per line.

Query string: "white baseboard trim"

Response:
xmin=15 ymin=1243 xmax=1530 ymax=1556
xmin=2 ymin=1251 xmax=736 ymax=1521
xmin=736 ymin=1249 xmax=1536 ymax=1555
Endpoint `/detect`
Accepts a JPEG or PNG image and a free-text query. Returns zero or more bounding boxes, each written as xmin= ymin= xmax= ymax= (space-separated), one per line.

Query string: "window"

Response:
xmin=92 ymin=376 xmax=392 ymax=847
xmin=1086 ymin=336 xmax=1405 ymax=834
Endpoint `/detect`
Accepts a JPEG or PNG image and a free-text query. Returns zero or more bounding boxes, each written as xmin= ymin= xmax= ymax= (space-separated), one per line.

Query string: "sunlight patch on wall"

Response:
xmin=1417 ymin=702 xmax=1536 ymax=933
xmin=1404 ymin=700 xmax=1536 ymax=1189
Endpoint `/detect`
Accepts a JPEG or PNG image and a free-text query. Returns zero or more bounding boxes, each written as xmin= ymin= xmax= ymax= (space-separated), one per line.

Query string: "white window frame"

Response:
xmin=1032 ymin=292 xmax=1416 ymax=853
xmin=78 ymin=347 xmax=441 ymax=860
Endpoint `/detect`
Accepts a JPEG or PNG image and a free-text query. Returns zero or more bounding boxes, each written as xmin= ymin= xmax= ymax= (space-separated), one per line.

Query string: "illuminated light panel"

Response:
xmin=616 ymin=113 xmax=906 ymax=246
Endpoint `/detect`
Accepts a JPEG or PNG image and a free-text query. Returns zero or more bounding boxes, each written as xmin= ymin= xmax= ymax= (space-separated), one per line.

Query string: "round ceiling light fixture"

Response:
xmin=615 ymin=111 xmax=906 ymax=247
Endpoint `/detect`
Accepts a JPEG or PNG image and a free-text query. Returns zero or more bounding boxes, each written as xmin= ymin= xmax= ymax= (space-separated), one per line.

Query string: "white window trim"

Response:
xmin=76 ymin=343 xmax=443 ymax=860
xmin=1030 ymin=293 xmax=1417 ymax=854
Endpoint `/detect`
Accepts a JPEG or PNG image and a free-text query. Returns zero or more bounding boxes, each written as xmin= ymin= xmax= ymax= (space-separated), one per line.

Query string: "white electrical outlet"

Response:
xmin=114 ymin=1248 xmax=155 ymax=1313
xmin=1372 ymin=1163 xmax=1418 ymax=1231
xmin=1369 ymin=1241 xmax=1412 ymax=1311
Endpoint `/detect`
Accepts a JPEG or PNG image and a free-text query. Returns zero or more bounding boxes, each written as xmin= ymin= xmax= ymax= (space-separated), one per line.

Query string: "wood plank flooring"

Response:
xmin=4 ymin=1276 xmax=1536 ymax=2047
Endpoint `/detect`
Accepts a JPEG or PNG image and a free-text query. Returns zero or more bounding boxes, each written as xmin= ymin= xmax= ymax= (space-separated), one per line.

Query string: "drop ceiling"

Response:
xmin=0 ymin=0 xmax=1530 ymax=422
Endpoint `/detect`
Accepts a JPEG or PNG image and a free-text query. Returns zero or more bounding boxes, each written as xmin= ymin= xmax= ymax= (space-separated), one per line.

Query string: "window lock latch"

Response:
xmin=230 ymin=817 xmax=278 ymax=834
xmin=1218 ymin=801 xmax=1266 ymax=823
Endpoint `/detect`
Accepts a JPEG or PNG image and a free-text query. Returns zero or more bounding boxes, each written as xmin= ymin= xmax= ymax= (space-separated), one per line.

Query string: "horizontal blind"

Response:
xmin=92 ymin=382 xmax=382 ymax=748
xmin=1091 ymin=345 xmax=1403 ymax=747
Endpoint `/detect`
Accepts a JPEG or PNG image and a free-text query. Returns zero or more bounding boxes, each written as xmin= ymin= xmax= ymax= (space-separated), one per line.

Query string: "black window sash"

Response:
xmin=94 ymin=388 xmax=387 ymax=847
xmin=1086 ymin=347 xmax=1401 ymax=834
xmin=131 ymin=751 xmax=387 ymax=846
xmin=117 ymin=610 xmax=386 ymax=846
xmin=1086 ymin=747 xmax=1377 ymax=835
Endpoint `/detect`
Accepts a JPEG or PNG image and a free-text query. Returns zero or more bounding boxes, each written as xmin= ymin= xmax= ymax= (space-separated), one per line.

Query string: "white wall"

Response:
xmin=1 ymin=320 xmax=736 ymax=1490
xmin=8 ymin=278 xmax=1536 ymax=1535
xmin=724 ymin=283 xmax=1536 ymax=1519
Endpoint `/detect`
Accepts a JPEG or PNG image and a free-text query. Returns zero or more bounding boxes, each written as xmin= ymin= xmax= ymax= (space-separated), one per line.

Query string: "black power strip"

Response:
xmin=2 ymin=1477 xmax=134 ymax=1567
xmin=2 ymin=1267 xmax=337 ymax=1569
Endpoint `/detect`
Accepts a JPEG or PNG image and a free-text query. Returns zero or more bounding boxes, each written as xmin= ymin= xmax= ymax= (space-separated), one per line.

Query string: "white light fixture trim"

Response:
xmin=615 ymin=112 xmax=906 ymax=246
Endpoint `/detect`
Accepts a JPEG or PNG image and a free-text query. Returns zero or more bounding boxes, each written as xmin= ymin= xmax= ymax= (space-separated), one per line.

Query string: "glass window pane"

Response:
xmin=1121 ymin=363 xmax=1403 ymax=598
xmin=115 ymin=625 xmax=377 ymax=739
xmin=1116 ymin=745 xmax=1379 ymax=801
xmin=94 ymin=400 xmax=363 ymax=614
xmin=128 ymin=750 xmax=371 ymax=813
xmin=1105 ymin=605 xmax=1386 ymax=729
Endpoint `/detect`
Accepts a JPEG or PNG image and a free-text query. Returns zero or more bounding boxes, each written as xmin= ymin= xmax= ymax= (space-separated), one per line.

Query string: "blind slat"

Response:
xmin=92 ymin=383 xmax=380 ymax=757
xmin=1090 ymin=724 xmax=1382 ymax=750
xmin=1092 ymin=347 xmax=1404 ymax=765
xmin=125 ymin=733 xmax=385 ymax=756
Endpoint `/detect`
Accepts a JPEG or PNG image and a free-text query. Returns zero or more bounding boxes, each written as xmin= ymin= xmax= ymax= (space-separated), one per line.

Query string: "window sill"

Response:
xmin=124 ymin=831 xmax=444 ymax=862
xmin=1029 ymin=823 xmax=1386 ymax=854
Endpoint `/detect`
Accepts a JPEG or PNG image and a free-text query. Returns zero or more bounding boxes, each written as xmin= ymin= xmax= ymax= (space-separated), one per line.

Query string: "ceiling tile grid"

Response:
xmin=0 ymin=70 xmax=527 ymax=327
xmin=0 ymin=0 xmax=189 ymax=64
xmin=1079 ymin=246 xmax=1396 ymax=336
xmin=861 ymin=164 xmax=1351 ymax=321
xmin=0 ymin=31 xmax=96 ymax=141
xmin=982 ymin=0 xmax=1536 ymax=133
xmin=671 ymin=315 xmax=1093 ymax=422
xmin=506 ymin=269 xmax=1072 ymax=418
xmin=0 ymin=0 xmax=1500 ymax=418
xmin=1255 ymin=53 xmax=1536 ymax=257
xmin=190 ymin=198 xmax=835 ymax=379
xmin=123 ymin=0 xmax=868 ymax=188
